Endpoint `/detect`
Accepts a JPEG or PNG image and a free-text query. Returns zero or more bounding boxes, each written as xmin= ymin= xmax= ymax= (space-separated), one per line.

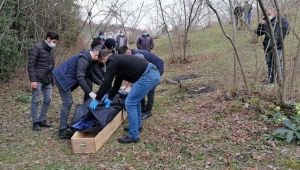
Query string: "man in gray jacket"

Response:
xmin=28 ymin=31 xmax=59 ymax=131
xmin=116 ymin=29 xmax=128 ymax=52
xmin=137 ymin=29 xmax=154 ymax=52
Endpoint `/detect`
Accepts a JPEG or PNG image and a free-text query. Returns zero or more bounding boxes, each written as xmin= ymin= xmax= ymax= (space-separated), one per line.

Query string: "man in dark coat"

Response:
xmin=89 ymin=49 xmax=161 ymax=144
xmin=118 ymin=46 xmax=164 ymax=120
xmin=116 ymin=29 xmax=128 ymax=52
xmin=91 ymin=31 xmax=106 ymax=49
xmin=255 ymin=8 xmax=289 ymax=84
xmin=52 ymin=48 xmax=102 ymax=139
xmin=137 ymin=29 xmax=154 ymax=52
xmin=28 ymin=31 xmax=59 ymax=131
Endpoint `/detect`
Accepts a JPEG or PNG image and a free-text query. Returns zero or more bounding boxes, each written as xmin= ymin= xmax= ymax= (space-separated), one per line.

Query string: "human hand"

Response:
xmin=260 ymin=17 xmax=266 ymax=24
xmin=104 ymin=98 xmax=112 ymax=108
xmin=89 ymin=99 xmax=99 ymax=111
xmin=89 ymin=92 xmax=97 ymax=99
xmin=31 ymin=82 xmax=37 ymax=89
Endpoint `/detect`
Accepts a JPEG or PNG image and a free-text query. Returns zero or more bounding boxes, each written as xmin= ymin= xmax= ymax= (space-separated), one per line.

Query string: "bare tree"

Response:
xmin=206 ymin=0 xmax=249 ymax=94
xmin=157 ymin=0 xmax=176 ymax=62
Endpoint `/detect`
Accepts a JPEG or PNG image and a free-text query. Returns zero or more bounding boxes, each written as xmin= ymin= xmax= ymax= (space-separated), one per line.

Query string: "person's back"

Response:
xmin=132 ymin=49 xmax=164 ymax=75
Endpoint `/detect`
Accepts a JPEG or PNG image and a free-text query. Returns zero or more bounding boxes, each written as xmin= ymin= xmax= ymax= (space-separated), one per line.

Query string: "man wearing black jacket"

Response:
xmin=118 ymin=46 xmax=164 ymax=120
xmin=52 ymin=48 xmax=102 ymax=139
xmin=256 ymin=8 xmax=289 ymax=84
xmin=28 ymin=31 xmax=59 ymax=131
xmin=89 ymin=49 xmax=161 ymax=143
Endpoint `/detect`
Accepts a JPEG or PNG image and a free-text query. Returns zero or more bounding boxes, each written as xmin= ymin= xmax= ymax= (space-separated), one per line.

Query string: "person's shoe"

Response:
xmin=32 ymin=122 xmax=42 ymax=131
xmin=39 ymin=120 xmax=53 ymax=127
xmin=118 ymin=136 xmax=140 ymax=143
xmin=59 ymin=128 xmax=74 ymax=139
xmin=141 ymin=112 xmax=152 ymax=120
xmin=123 ymin=126 xmax=143 ymax=132
xmin=142 ymin=107 xmax=147 ymax=113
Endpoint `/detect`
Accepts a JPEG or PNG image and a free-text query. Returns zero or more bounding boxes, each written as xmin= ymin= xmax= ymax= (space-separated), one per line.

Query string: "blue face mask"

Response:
xmin=143 ymin=33 xmax=147 ymax=36
xmin=99 ymin=35 xmax=104 ymax=39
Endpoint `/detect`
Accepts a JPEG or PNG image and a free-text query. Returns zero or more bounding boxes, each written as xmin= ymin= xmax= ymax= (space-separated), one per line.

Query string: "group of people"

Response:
xmin=234 ymin=1 xmax=253 ymax=26
xmin=27 ymin=29 xmax=164 ymax=144
xmin=91 ymin=29 xmax=154 ymax=52
xmin=27 ymin=7 xmax=289 ymax=143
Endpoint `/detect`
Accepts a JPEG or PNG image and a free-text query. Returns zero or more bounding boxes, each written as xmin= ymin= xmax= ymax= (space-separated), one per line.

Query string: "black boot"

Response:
xmin=118 ymin=136 xmax=140 ymax=143
xmin=32 ymin=122 xmax=42 ymax=131
xmin=59 ymin=128 xmax=74 ymax=139
xmin=141 ymin=111 xmax=152 ymax=120
xmin=39 ymin=120 xmax=53 ymax=127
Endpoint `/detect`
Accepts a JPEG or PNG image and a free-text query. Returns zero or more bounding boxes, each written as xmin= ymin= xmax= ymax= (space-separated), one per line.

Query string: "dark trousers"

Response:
xmin=265 ymin=49 xmax=282 ymax=83
xmin=141 ymin=87 xmax=155 ymax=112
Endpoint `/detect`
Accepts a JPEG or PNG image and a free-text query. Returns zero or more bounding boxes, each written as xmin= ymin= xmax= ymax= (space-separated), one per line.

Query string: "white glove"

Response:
xmin=89 ymin=92 xmax=97 ymax=99
xmin=119 ymin=86 xmax=126 ymax=92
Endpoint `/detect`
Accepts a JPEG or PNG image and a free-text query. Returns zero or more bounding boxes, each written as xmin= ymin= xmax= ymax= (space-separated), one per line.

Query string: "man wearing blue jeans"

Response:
xmin=28 ymin=31 xmax=59 ymax=131
xmin=255 ymin=8 xmax=289 ymax=84
xmin=89 ymin=49 xmax=161 ymax=143
xmin=117 ymin=46 xmax=164 ymax=120
xmin=52 ymin=48 xmax=102 ymax=139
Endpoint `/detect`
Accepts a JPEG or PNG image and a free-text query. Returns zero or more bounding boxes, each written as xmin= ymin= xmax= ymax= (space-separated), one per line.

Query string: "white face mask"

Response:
xmin=269 ymin=16 xmax=273 ymax=20
xmin=120 ymin=33 xmax=124 ymax=36
xmin=47 ymin=41 xmax=56 ymax=48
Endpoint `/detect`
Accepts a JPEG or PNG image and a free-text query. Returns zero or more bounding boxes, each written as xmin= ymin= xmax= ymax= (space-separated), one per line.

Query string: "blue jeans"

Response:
xmin=30 ymin=82 xmax=52 ymax=123
xmin=265 ymin=48 xmax=282 ymax=83
xmin=247 ymin=13 xmax=251 ymax=25
xmin=54 ymin=77 xmax=73 ymax=130
xmin=125 ymin=64 xmax=161 ymax=138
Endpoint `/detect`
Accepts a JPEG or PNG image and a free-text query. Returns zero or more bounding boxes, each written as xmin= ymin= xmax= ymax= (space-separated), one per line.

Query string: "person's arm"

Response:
xmin=150 ymin=37 xmax=154 ymax=49
xmin=95 ymin=60 xmax=118 ymax=101
xmin=281 ymin=17 xmax=290 ymax=38
xmin=108 ymin=75 xmax=123 ymax=100
xmin=137 ymin=37 xmax=141 ymax=49
xmin=27 ymin=46 xmax=40 ymax=89
xmin=76 ymin=57 xmax=92 ymax=93
xmin=92 ymin=62 xmax=104 ymax=81
xmin=91 ymin=38 xmax=97 ymax=49
xmin=125 ymin=37 xmax=129 ymax=47
xmin=88 ymin=71 xmax=101 ymax=85
xmin=255 ymin=21 xmax=266 ymax=36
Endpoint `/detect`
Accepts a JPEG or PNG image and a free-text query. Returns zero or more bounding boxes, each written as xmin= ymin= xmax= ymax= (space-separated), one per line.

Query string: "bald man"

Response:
xmin=137 ymin=29 xmax=154 ymax=52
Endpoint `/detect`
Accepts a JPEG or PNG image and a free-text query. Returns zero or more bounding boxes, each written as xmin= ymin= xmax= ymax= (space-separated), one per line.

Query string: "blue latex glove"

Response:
xmin=89 ymin=99 xmax=99 ymax=111
xmin=104 ymin=98 xmax=112 ymax=108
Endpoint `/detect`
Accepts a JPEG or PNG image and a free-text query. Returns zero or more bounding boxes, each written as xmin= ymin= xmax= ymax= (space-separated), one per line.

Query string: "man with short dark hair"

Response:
xmin=89 ymin=49 xmax=161 ymax=144
xmin=118 ymin=46 xmax=164 ymax=120
xmin=255 ymin=8 xmax=289 ymax=84
xmin=52 ymin=48 xmax=102 ymax=139
xmin=28 ymin=31 xmax=59 ymax=131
